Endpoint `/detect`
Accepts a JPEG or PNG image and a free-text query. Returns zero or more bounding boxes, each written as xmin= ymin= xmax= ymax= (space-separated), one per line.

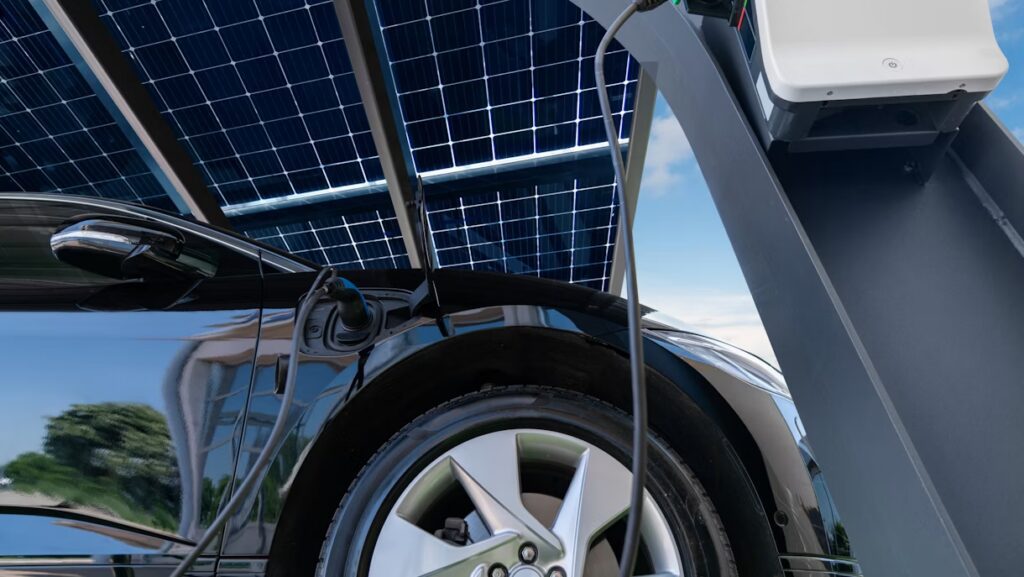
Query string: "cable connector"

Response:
xmin=677 ymin=0 xmax=745 ymax=25
xmin=635 ymin=0 xmax=669 ymax=11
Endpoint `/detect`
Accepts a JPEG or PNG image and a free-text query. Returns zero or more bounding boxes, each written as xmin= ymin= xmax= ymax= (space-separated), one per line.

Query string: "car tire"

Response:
xmin=315 ymin=386 xmax=738 ymax=577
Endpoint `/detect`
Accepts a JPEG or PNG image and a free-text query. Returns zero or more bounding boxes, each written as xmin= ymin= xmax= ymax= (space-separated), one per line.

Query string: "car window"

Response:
xmin=0 ymin=200 xmax=260 ymax=290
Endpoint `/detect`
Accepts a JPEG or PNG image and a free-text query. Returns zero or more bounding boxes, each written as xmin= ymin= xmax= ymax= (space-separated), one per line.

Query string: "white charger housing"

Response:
xmin=756 ymin=0 xmax=1009 ymax=103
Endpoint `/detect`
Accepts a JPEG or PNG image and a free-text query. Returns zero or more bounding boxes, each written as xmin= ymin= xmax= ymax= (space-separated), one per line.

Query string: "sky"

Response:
xmin=632 ymin=0 xmax=1024 ymax=367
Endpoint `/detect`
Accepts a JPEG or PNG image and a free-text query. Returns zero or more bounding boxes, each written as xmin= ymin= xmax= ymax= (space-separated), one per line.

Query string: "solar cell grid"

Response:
xmin=71 ymin=0 xmax=634 ymax=289
xmin=241 ymin=204 xmax=411 ymax=270
xmin=94 ymin=0 xmax=384 ymax=208
xmin=233 ymin=0 xmax=634 ymax=287
xmin=377 ymin=0 xmax=638 ymax=173
xmin=0 ymin=0 xmax=174 ymax=210
xmin=425 ymin=168 xmax=619 ymax=290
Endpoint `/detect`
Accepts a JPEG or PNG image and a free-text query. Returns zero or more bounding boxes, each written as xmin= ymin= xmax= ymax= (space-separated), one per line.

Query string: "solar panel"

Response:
xmin=377 ymin=0 xmax=633 ymax=288
xmin=77 ymin=0 xmax=634 ymax=288
xmin=0 ymin=0 xmax=175 ymax=210
xmin=232 ymin=0 xmax=632 ymax=286
xmin=240 ymin=202 xmax=410 ymax=270
xmin=375 ymin=0 xmax=638 ymax=173
xmin=426 ymin=165 xmax=619 ymax=290
xmin=93 ymin=0 xmax=384 ymax=209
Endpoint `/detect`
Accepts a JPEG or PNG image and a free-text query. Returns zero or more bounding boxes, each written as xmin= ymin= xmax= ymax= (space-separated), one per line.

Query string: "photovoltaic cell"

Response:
xmin=375 ymin=0 xmax=639 ymax=172
xmin=93 ymin=0 xmax=383 ymax=208
xmin=425 ymin=166 xmax=619 ymax=291
xmin=0 ymin=0 xmax=175 ymax=210
xmin=240 ymin=203 xmax=410 ymax=270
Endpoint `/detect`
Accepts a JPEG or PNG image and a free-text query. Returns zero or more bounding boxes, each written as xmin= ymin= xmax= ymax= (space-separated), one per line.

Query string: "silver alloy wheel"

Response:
xmin=368 ymin=429 xmax=683 ymax=577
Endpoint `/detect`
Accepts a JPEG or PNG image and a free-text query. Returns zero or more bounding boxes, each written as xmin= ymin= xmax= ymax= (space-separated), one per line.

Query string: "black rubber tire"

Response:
xmin=315 ymin=386 xmax=737 ymax=577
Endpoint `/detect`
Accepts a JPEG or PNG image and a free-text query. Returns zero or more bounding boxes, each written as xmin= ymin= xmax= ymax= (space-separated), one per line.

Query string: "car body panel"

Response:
xmin=0 ymin=197 xmax=263 ymax=573
xmin=0 ymin=195 xmax=857 ymax=576
xmin=223 ymin=270 xmax=853 ymax=566
xmin=0 ymin=302 xmax=262 ymax=571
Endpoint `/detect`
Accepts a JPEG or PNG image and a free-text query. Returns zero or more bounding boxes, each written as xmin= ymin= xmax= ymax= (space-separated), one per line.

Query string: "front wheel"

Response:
xmin=316 ymin=387 xmax=737 ymax=577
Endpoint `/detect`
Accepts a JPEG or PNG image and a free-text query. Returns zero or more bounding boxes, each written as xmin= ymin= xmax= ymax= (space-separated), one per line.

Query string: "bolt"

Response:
xmin=489 ymin=564 xmax=508 ymax=577
xmin=519 ymin=543 xmax=538 ymax=564
xmin=548 ymin=567 xmax=567 ymax=577
xmin=773 ymin=510 xmax=790 ymax=527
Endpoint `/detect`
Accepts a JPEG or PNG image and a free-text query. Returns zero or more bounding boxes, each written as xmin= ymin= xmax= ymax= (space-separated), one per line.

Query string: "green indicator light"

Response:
xmin=673 ymin=0 xmax=681 ymax=5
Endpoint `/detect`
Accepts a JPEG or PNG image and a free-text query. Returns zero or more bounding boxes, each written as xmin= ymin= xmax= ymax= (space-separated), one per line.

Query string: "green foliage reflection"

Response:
xmin=3 ymin=402 xmax=180 ymax=530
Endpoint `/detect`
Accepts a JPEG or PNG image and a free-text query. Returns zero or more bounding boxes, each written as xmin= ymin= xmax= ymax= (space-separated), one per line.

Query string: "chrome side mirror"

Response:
xmin=50 ymin=217 xmax=217 ymax=281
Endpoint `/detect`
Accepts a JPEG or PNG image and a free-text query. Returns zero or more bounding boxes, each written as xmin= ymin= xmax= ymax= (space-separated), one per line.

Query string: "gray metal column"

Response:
xmin=573 ymin=2 xmax=1024 ymax=577
xmin=37 ymin=0 xmax=229 ymax=227
xmin=333 ymin=0 xmax=423 ymax=268
xmin=609 ymin=70 xmax=658 ymax=295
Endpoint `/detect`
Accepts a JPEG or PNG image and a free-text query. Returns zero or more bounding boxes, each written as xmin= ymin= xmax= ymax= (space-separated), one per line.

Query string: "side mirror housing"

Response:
xmin=50 ymin=217 xmax=217 ymax=281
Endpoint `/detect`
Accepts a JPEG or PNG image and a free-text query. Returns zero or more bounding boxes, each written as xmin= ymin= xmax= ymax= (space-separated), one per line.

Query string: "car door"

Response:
xmin=0 ymin=197 xmax=263 ymax=574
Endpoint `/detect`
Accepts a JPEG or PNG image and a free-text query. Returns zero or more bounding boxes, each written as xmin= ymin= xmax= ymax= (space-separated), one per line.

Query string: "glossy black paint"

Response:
xmin=0 ymin=195 xmax=856 ymax=577
xmin=0 ymin=196 xmax=263 ymax=572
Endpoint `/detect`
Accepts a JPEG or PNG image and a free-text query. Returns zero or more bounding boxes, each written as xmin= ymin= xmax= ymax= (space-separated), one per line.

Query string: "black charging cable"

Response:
xmin=595 ymin=1 xmax=668 ymax=575
xmin=169 ymin=267 xmax=335 ymax=577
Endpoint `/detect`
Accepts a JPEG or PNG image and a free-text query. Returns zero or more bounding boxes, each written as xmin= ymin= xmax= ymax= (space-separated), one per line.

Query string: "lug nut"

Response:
xmin=489 ymin=564 xmax=508 ymax=577
xmin=519 ymin=542 xmax=538 ymax=564
xmin=548 ymin=567 xmax=566 ymax=577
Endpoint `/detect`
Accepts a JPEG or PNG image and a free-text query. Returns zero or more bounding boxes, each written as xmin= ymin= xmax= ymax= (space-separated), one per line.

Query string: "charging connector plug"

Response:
xmin=324 ymin=277 xmax=371 ymax=331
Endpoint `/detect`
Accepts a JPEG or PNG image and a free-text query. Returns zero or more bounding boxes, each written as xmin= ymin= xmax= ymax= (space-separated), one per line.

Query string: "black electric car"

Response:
xmin=0 ymin=193 xmax=858 ymax=577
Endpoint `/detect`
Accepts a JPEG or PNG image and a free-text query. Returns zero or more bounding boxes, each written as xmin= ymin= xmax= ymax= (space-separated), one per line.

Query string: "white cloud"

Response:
xmin=641 ymin=114 xmax=694 ymax=198
xmin=641 ymin=287 xmax=779 ymax=367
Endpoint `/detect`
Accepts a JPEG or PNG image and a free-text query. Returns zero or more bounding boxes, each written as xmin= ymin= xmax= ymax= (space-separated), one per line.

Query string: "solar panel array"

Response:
xmin=375 ymin=0 xmax=638 ymax=172
xmin=0 ymin=0 xmax=174 ymax=210
xmin=94 ymin=0 xmax=384 ymax=209
xmin=10 ymin=0 xmax=637 ymax=287
xmin=241 ymin=202 xmax=410 ymax=269
xmin=425 ymin=166 xmax=619 ymax=290
xmin=221 ymin=0 xmax=636 ymax=285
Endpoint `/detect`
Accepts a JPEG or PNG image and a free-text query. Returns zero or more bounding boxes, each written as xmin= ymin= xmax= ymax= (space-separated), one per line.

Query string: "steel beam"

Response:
xmin=36 ymin=0 xmax=229 ymax=228
xmin=573 ymin=2 xmax=1024 ymax=577
xmin=228 ymin=147 xmax=624 ymax=231
xmin=222 ymin=142 xmax=627 ymax=218
xmin=333 ymin=0 xmax=422 ymax=268
xmin=608 ymin=70 xmax=657 ymax=295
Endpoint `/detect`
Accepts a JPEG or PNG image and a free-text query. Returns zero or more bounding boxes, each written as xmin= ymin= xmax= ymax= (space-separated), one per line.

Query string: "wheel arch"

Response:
xmin=268 ymin=326 xmax=782 ymax=577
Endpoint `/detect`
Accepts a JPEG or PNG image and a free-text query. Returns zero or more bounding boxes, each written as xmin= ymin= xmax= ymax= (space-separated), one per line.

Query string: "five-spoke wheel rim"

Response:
xmin=368 ymin=429 xmax=683 ymax=577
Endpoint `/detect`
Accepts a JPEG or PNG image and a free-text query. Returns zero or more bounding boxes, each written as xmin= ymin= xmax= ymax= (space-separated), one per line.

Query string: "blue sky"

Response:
xmin=633 ymin=0 xmax=1024 ymax=366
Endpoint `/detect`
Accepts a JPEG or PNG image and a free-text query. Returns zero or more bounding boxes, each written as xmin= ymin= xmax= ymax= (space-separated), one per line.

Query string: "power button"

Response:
xmin=883 ymin=58 xmax=903 ymax=70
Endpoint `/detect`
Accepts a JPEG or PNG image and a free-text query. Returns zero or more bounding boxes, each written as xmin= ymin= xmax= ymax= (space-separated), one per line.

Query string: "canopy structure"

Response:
xmin=19 ymin=0 xmax=656 ymax=292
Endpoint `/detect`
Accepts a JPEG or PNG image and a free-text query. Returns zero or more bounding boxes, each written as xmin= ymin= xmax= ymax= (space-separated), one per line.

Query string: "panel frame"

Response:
xmin=608 ymin=68 xmax=656 ymax=295
xmin=333 ymin=0 xmax=423 ymax=268
xmin=35 ymin=0 xmax=229 ymax=226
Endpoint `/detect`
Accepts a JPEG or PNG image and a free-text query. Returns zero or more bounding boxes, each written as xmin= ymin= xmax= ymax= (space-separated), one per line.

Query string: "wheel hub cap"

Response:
xmin=510 ymin=566 xmax=544 ymax=577
xmin=367 ymin=429 xmax=682 ymax=577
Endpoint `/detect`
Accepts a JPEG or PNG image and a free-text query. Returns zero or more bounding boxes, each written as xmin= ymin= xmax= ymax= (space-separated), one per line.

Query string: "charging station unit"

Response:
xmin=722 ymin=0 xmax=1007 ymax=156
